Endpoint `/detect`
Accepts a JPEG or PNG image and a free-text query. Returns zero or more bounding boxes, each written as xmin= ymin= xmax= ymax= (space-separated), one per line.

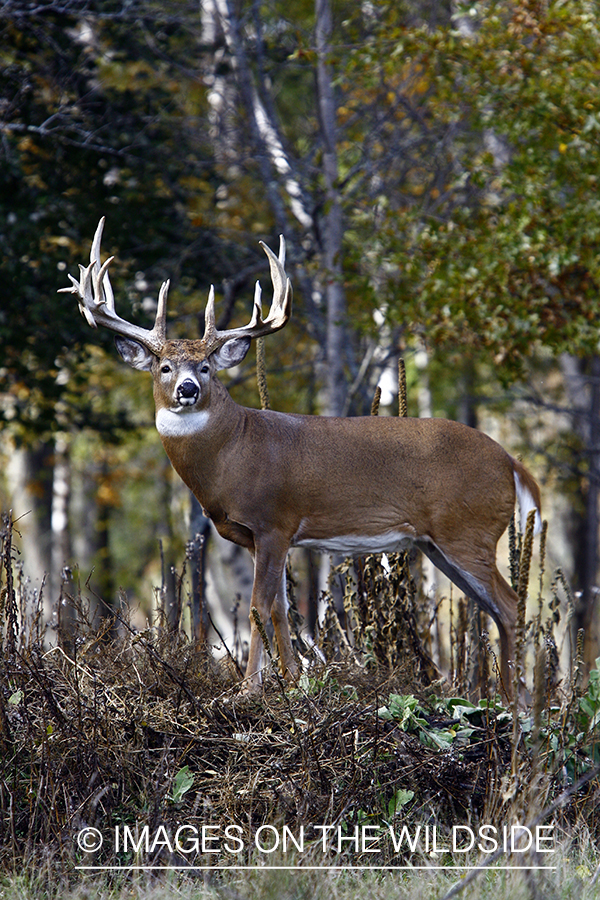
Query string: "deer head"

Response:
xmin=60 ymin=217 xmax=292 ymax=420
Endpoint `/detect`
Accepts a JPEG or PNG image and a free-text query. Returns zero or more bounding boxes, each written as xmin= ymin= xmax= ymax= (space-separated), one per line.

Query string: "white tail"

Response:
xmin=514 ymin=466 xmax=543 ymax=534
xmin=61 ymin=219 xmax=542 ymax=697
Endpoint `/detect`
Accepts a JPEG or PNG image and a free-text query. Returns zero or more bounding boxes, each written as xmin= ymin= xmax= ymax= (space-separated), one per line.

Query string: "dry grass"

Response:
xmin=1 ymin=512 xmax=599 ymax=898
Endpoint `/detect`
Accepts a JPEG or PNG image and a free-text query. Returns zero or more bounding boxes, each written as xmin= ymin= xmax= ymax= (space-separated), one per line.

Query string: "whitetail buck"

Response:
xmin=61 ymin=218 xmax=541 ymax=696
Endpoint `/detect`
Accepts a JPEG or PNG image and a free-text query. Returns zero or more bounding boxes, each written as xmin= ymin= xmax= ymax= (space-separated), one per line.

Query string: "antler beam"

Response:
xmin=201 ymin=236 xmax=292 ymax=352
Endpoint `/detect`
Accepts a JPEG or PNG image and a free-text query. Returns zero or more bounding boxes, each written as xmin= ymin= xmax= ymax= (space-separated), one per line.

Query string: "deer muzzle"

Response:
xmin=176 ymin=378 xmax=200 ymax=406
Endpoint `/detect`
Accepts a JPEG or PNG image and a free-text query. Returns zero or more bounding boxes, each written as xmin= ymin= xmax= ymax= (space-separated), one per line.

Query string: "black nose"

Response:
xmin=177 ymin=379 xmax=199 ymax=400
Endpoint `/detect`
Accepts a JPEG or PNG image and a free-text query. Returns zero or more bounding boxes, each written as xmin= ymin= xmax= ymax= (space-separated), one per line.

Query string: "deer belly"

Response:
xmin=290 ymin=530 xmax=415 ymax=555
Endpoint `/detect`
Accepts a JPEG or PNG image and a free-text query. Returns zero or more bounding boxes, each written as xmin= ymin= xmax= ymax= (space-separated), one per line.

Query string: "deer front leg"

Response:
xmin=271 ymin=568 xmax=300 ymax=683
xmin=242 ymin=536 xmax=297 ymax=693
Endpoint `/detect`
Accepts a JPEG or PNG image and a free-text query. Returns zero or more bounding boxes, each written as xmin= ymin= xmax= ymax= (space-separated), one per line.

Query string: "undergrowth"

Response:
xmin=1 ymin=509 xmax=599 ymax=900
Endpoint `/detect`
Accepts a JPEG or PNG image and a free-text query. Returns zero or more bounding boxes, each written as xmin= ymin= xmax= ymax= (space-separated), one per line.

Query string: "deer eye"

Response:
xmin=161 ymin=363 xmax=172 ymax=375
xmin=200 ymin=363 xmax=209 ymax=374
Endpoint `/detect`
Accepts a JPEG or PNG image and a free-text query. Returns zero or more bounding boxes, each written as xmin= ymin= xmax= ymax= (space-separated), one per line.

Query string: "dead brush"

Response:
xmin=317 ymin=551 xmax=438 ymax=686
xmin=1 ymin=503 xmax=600 ymax=886
xmin=494 ymin=505 xmax=600 ymax=840
xmin=0 ymin=517 xmax=520 ymax=878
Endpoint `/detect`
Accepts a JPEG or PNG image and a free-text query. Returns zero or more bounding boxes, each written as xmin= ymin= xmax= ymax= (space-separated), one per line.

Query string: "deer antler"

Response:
xmin=59 ymin=217 xmax=168 ymax=356
xmin=201 ymin=237 xmax=292 ymax=352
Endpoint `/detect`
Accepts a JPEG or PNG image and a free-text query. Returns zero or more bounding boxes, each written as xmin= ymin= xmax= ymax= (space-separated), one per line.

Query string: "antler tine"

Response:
xmin=202 ymin=286 xmax=217 ymax=343
xmin=90 ymin=216 xmax=115 ymax=313
xmin=250 ymin=281 xmax=262 ymax=328
xmin=258 ymin=235 xmax=292 ymax=330
xmin=59 ymin=217 xmax=168 ymax=355
xmin=155 ymin=279 xmax=170 ymax=337
xmin=201 ymin=236 xmax=292 ymax=349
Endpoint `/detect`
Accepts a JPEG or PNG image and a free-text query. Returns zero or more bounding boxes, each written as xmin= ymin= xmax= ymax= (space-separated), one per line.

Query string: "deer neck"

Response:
xmin=155 ymin=380 xmax=243 ymax=504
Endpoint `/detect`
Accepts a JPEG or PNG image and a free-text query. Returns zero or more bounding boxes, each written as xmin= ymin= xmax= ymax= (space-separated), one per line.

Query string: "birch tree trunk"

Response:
xmin=50 ymin=434 xmax=76 ymax=645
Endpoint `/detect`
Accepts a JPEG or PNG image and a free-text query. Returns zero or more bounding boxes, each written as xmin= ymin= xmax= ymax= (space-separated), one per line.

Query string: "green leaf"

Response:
xmin=387 ymin=789 xmax=415 ymax=818
xmin=170 ymin=766 xmax=194 ymax=803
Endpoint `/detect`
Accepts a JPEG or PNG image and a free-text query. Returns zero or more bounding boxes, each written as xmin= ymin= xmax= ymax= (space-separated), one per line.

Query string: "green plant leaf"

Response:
xmin=170 ymin=766 xmax=194 ymax=803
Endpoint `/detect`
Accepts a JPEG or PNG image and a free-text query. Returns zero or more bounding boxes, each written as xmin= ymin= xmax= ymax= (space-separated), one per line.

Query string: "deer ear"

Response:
xmin=114 ymin=336 xmax=155 ymax=371
xmin=211 ymin=336 xmax=251 ymax=371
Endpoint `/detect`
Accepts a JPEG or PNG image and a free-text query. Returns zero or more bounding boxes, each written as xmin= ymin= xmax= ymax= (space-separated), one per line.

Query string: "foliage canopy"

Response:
xmin=340 ymin=1 xmax=600 ymax=373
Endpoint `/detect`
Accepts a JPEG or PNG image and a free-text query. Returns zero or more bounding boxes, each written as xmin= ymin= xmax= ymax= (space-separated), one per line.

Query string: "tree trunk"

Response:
xmin=50 ymin=435 xmax=71 ymax=601
xmin=51 ymin=434 xmax=76 ymax=644
xmin=561 ymin=353 xmax=600 ymax=673
xmin=316 ymin=0 xmax=347 ymax=417
xmin=189 ymin=493 xmax=211 ymax=643
xmin=5 ymin=444 xmax=52 ymax=590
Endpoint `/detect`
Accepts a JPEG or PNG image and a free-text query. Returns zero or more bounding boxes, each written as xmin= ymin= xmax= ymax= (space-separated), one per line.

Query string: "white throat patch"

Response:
xmin=155 ymin=407 xmax=210 ymax=437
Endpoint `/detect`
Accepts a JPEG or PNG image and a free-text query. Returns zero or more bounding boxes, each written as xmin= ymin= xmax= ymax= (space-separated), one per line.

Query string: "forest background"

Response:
xmin=1 ymin=0 xmax=600 ymax=682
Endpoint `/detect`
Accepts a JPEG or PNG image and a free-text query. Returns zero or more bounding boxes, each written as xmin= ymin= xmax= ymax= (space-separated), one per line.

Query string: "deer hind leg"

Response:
xmin=243 ymin=536 xmax=297 ymax=692
xmin=416 ymin=539 xmax=518 ymax=699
